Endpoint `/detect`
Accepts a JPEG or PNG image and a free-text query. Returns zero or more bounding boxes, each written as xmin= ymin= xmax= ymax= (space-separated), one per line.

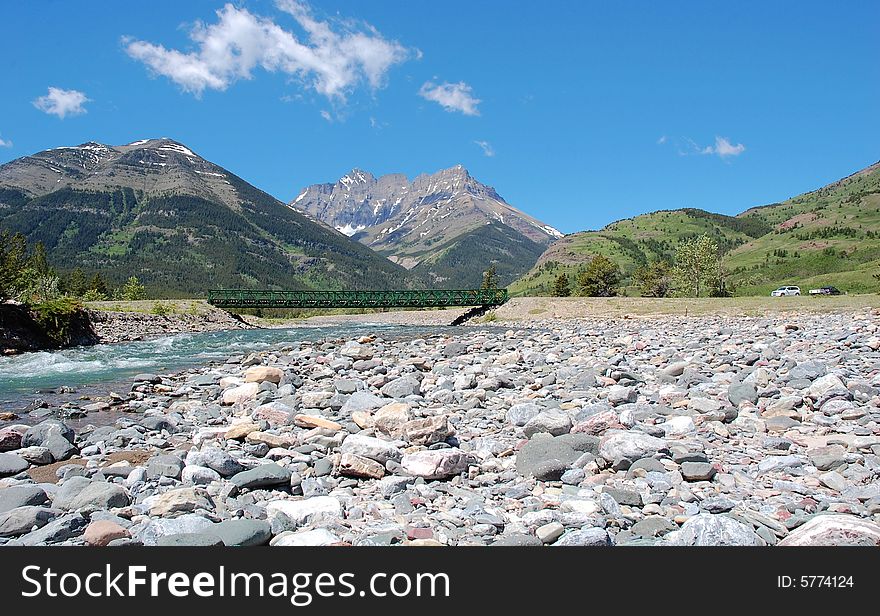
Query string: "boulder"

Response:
xmin=401 ymin=449 xmax=469 ymax=480
xmin=778 ymin=515 xmax=880 ymax=546
xmin=244 ymin=366 xmax=285 ymax=384
xmin=665 ymin=514 xmax=762 ymax=546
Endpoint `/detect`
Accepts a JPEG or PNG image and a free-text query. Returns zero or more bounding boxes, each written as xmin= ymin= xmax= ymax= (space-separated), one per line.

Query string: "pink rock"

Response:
xmin=572 ymin=409 xmax=622 ymax=436
xmin=0 ymin=427 xmax=23 ymax=451
xmin=244 ymin=366 xmax=285 ymax=384
xmin=84 ymin=520 xmax=130 ymax=546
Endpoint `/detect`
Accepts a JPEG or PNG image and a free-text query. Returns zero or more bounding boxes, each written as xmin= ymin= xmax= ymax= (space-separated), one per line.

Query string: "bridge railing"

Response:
xmin=206 ymin=288 xmax=509 ymax=309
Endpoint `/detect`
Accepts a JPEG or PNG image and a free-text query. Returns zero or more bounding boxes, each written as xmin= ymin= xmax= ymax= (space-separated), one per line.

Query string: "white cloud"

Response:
xmin=32 ymin=87 xmax=90 ymax=118
xmin=320 ymin=109 xmax=333 ymax=122
xmin=419 ymin=81 xmax=480 ymax=116
xmin=710 ymin=136 xmax=746 ymax=158
xmin=124 ymin=1 xmax=411 ymax=101
xmin=474 ymin=140 xmax=495 ymax=157
xmin=0 ymin=134 xmax=11 ymax=148
xmin=677 ymin=135 xmax=746 ymax=159
xmin=656 ymin=135 xmax=667 ymax=145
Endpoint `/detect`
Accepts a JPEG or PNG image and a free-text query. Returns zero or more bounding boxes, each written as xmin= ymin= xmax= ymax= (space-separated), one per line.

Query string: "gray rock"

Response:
xmin=608 ymin=386 xmax=637 ymax=405
xmin=604 ymin=487 xmax=642 ymax=506
xmin=554 ymin=528 xmax=612 ymax=546
xmin=506 ymin=403 xmax=542 ymax=427
xmin=778 ymin=514 xmax=880 ymax=546
xmin=22 ymin=420 xmax=75 ymax=448
xmin=141 ymin=416 xmax=177 ymax=432
xmin=666 ymin=514 xmax=762 ymax=546
xmin=523 ymin=410 xmax=573 ymax=437
xmin=42 ymin=432 xmax=77 ymax=462
xmin=17 ymin=512 xmax=88 ymax=545
xmin=230 ymin=463 xmax=292 ymax=490
xmin=0 ymin=506 xmax=60 ymax=537
xmin=134 ymin=514 xmax=215 ymax=546
xmin=598 ymin=431 xmax=667 ymax=469
xmin=807 ymin=445 xmax=847 ymax=471
xmin=17 ymin=446 xmax=53 ymax=465
xmin=182 ymin=465 xmax=221 ymax=485
xmin=52 ymin=476 xmax=93 ymax=509
xmin=681 ymin=462 xmax=717 ymax=482
xmin=536 ymin=522 xmax=565 ymax=543
xmin=133 ymin=373 xmax=161 ymax=384
xmin=0 ymin=453 xmax=29 ymax=476
xmin=334 ymin=379 xmax=361 ymax=394
xmin=491 ymin=533 xmax=543 ymax=546
xmin=788 ymin=362 xmax=826 ymax=382
xmin=516 ymin=433 xmax=599 ymax=480
xmin=700 ymin=496 xmax=736 ymax=513
xmin=627 ymin=457 xmax=666 ymax=476
xmin=66 ymin=482 xmax=130 ymax=513
xmin=632 ymin=516 xmax=674 ymax=537
xmin=339 ymin=433 xmax=402 ymax=464
xmin=185 ymin=448 xmax=244 ymax=477
xmin=157 ymin=533 xmax=224 ymax=547
xmin=341 ymin=391 xmax=386 ymax=414
xmin=146 ymin=454 xmax=184 ymax=479
xmin=380 ymin=376 xmax=420 ymax=399
xmin=212 ymin=519 xmax=272 ymax=546
xmin=728 ymin=382 xmax=758 ymax=406
xmin=0 ymin=485 xmax=49 ymax=513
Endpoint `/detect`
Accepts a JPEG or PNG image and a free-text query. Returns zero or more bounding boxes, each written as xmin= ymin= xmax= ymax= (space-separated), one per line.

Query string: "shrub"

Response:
xmin=151 ymin=301 xmax=176 ymax=316
xmin=30 ymin=296 xmax=84 ymax=345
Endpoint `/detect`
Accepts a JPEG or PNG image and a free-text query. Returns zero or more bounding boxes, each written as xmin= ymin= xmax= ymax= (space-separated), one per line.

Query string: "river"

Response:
xmin=0 ymin=323 xmax=467 ymax=415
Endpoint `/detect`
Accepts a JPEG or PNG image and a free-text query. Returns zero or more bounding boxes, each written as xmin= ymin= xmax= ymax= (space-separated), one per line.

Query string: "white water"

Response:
xmin=0 ymin=324 xmax=443 ymax=407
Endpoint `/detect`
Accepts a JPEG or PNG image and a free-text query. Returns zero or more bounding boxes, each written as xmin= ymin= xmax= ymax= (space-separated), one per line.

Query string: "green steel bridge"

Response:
xmin=207 ymin=288 xmax=509 ymax=310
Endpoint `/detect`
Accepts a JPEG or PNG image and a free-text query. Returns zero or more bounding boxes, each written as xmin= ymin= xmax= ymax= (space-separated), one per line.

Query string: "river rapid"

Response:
xmin=0 ymin=323 xmax=462 ymax=416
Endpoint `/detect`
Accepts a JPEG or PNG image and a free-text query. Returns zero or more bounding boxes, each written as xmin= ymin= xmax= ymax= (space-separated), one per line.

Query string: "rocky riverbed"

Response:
xmin=1 ymin=309 xmax=880 ymax=547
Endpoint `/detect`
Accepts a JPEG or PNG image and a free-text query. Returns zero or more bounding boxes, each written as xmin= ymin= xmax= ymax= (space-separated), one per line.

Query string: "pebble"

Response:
xmin=1 ymin=310 xmax=877 ymax=546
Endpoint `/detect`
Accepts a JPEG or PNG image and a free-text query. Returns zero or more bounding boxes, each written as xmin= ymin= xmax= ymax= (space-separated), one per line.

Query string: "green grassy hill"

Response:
xmin=512 ymin=160 xmax=880 ymax=296
xmin=726 ymin=162 xmax=880 ymax=294
xmin=510 ymin=208 xmax=769 ymax=295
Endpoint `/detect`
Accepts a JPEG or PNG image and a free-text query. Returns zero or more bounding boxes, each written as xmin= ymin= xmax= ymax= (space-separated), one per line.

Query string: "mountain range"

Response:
xmin=511 ymin=159 xmax=880 ymax=296
xmin=0 ymin=139 xmax=421 ymax=296
xmin=1 ymin=136 xmax=876 ymax=299
xmin=289 ymin=165 xmax=562 ymax=287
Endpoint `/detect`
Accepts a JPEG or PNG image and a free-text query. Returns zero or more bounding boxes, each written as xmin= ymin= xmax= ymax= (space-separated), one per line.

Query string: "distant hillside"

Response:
xmin=289 ymin=165 xmax=561 ymax=287
xmin=0 ymin=139 xmax=422 ymax=297
xmin=510 ymin=208 xmax=770 ymax=296
xmin=726 ymin=161 xmax=880 ymax=295
xmin=512 ymin=160 xmax=880 ymax=296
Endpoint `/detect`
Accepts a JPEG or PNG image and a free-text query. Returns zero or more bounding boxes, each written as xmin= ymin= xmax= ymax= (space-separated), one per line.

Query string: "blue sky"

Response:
xmin=1 ymin=0 xmax=878 ymax=234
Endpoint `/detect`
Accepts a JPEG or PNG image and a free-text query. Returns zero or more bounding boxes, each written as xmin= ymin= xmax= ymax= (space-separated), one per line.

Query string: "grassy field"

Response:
xmin=86 ymin=299 xmax=215 ymax=316
xmin=493 ymin=294 xmax=880 ymax=321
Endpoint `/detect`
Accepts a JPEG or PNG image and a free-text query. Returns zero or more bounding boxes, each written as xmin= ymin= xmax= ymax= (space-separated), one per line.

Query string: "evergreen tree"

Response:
xmin=66 ymin=268 xmax=89 ymax=297
xmin=632 ymin=260 xmax=672 ymax=297
xmin=480 ymin=264 xmax=499 ymax=289
xmin=88 ymin=272 xmax=109 ymax=296
xmin=0 ymin=231 xmax=28 ymax=300
xmin=576 ymin=255 xmax=621 ymax=297
xmin=29 ymin=242 xmax=53 ymax=277
xmin=552 ymin=272 xmax=571 ymax=297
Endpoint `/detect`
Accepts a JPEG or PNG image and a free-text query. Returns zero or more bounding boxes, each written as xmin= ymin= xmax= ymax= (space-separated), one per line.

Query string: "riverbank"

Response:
xmin=87 ymin=305 xmax=253 ymax=344
xmin=1 ymin=309 xmax=878 ymax=546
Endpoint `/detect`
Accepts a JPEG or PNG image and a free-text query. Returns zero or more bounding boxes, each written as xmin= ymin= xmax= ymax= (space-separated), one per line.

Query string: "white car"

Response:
xmin=770 ymin=286 xmax=801 ymax=297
